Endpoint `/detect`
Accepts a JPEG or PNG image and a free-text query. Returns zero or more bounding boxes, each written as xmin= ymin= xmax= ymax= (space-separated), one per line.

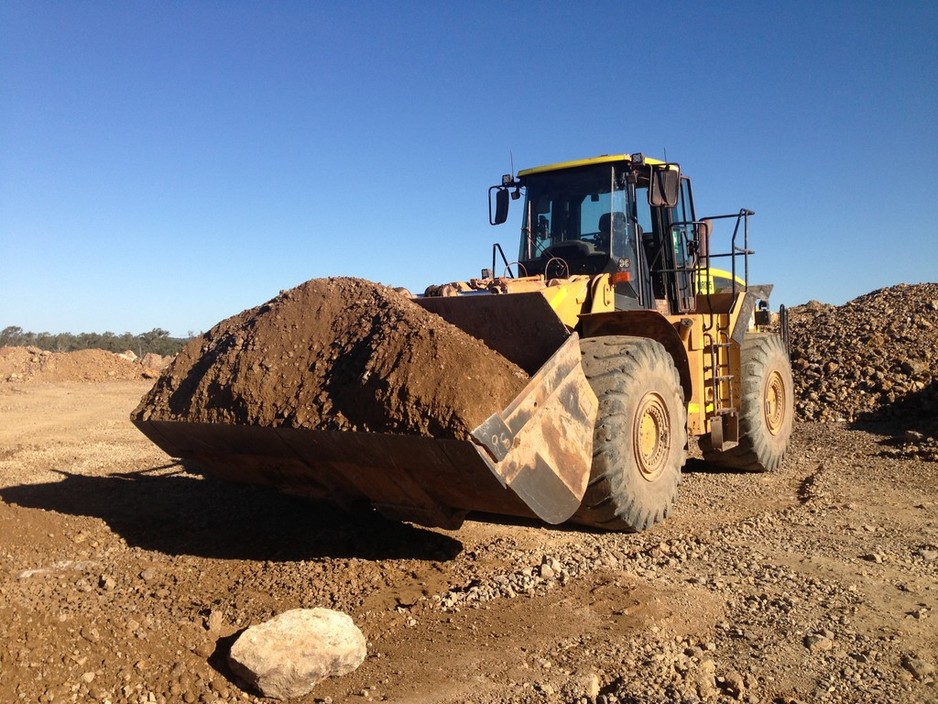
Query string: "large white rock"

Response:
xmin=228 ymin=608 xmax=366 ymax=700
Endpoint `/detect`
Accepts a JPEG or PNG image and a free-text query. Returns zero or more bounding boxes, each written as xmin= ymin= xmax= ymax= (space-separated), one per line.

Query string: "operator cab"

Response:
xmin=492 ymin=153 xmax=696 ymax=314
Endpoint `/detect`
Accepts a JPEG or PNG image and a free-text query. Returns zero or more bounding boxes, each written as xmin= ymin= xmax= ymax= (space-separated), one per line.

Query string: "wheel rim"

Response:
xmin=764 ymin=370 xmax=787 ymax=436
xmin=633 ymin=392 xmax=670 ymax=481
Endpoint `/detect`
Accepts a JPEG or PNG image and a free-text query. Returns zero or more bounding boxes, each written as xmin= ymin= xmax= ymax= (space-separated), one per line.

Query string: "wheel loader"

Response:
xmin=133 ymin=152 xmax=793 ymax=532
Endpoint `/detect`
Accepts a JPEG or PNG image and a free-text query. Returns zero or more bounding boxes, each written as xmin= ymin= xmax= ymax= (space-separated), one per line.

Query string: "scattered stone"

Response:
xmin=717 ymin=668 xmax=745 ymax=699
xmin=228 ymin=608 xmax=366 ymax=700
xmin=901 ymin=656 xmax=935 ymax=681
xmin=804 ymin=634 xmax=834 ymax=652
xmin=206 ymin=609 xmax=225 ymax=634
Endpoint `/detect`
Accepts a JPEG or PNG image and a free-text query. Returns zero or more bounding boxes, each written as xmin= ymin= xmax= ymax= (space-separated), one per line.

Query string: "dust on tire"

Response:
xmin=570 ymin=336 xmax=686 ymax=532
xmin=700 ymin=332 xmax=794 ymax=472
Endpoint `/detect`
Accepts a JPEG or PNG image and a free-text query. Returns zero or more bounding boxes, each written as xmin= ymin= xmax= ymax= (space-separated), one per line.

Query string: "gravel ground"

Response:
xmin=0 ymin=381 xmax=935 ymax=703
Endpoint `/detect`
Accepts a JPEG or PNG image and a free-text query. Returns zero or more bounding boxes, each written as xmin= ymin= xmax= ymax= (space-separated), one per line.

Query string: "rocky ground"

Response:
xmin=0 ymin=390 xmax=934 ymax=704
xmin=0 ymin=283 xmax=936 ymax=704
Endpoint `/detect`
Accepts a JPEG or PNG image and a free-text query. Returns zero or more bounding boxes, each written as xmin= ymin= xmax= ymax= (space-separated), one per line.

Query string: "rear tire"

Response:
xmin=700 ymin=333 xmax=793 ymax=472
xmin=570 ymin=336 xmax=686 ymax=532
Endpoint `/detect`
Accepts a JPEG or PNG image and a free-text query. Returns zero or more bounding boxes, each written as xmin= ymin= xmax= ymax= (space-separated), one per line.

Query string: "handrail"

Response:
xmin=492 ymin=243 xmax=515 ymax=279
xmin=673 ymin=209 xmax=754 ymax=334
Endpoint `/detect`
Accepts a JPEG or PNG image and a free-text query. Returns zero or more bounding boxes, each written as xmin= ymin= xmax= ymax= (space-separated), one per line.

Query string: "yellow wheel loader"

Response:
xmin=133 ymin=152 xmax=793 ymax=532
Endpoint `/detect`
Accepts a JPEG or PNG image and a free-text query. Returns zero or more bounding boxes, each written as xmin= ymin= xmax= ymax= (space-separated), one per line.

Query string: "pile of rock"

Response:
xmin=0 ymin=346 xmax=171 ymax=384
xmin=787 ymin=283 xmax=938 ymax=424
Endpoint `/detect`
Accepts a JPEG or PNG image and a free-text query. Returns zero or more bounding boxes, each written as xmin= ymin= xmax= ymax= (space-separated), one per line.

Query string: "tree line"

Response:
xmin=0 ymin=326 xmax=190 ymax=357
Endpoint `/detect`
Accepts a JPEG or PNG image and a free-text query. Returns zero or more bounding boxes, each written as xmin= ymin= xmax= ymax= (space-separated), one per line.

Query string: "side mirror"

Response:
xmin=489 ymin=186 xmax=510 ymax=225
xmin=648 ymin=166 xmax=680 ymax=208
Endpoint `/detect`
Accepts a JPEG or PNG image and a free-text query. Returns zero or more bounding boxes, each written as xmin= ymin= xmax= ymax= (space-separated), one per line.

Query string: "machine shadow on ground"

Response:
xmin=0 ymin=464 xmax=463 ymax=562
xmin=854 ymin=379 xmax=938 ymax=438
xmin=681 ymin=456 xmax=754 ymax=475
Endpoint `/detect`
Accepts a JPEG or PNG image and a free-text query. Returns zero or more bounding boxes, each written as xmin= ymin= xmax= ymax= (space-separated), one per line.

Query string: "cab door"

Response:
xmin=666 ymin=177 xmax=697 ymax=313
xmin=636 ymin=176 xmax=695 ymax=314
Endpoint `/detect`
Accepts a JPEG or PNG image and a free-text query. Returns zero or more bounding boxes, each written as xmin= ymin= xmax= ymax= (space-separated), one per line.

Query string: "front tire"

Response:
xmin=570 ymin=336 xmax=686 ymax=532
xmin=700 ymin=333 xmax=793 ymax=471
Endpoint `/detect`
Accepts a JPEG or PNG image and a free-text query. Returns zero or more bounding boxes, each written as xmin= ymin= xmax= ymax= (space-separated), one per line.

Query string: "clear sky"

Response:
xmin=2 ymin=1 xmax=937 ymax=337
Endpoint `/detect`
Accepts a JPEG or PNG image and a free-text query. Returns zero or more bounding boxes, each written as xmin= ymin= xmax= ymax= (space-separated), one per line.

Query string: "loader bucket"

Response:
xmin=132 ymin=333 xmax=597 ymax=529
xmin=414 ymin=291 xmax=571 ymax=374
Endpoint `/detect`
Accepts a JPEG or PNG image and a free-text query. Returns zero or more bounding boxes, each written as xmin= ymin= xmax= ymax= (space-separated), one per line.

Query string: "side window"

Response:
xmin=534 ymin=194 xmax=553 ymax=251
xmin=520 ymin=195 xmax=553 ymax=260
xmin=635 ymin=186 xmax=653 ymax=236
xmin=579 ymin=195 xmax=605 ymax=237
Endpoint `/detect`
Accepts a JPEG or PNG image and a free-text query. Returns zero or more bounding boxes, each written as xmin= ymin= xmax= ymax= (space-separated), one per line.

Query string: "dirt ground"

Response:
xmin=0 ymin=380 xmax=934 ymax=704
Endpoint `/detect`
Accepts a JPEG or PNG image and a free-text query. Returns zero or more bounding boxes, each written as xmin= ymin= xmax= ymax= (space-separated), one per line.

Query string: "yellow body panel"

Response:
xmin=666 ymin=293 xmax=749 ymax=438
xmin=426 ymin=273 xmax=752 ymax=443
xmin=695 ymin=267 xmax=746 ymax=295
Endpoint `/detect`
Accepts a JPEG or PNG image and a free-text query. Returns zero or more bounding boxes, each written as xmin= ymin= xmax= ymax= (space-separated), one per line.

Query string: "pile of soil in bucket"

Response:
xmin=133 ymin=277 xmax=528 ymax=440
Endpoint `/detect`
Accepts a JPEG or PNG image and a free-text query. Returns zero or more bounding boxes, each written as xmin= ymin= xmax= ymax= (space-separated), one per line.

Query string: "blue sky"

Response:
xmin=2 ymin=2 xmax=936 ymax=337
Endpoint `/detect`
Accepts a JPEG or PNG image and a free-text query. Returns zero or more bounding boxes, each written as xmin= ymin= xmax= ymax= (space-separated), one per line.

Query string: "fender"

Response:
xmin=579 ymin=309 xmax=692 ymax=403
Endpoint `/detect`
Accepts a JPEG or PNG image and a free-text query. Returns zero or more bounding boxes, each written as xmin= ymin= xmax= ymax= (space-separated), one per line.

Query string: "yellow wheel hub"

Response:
xmin=634 ymin=393 xmax=670 ymax=481
xmin=764 ymin=371 xmax=787 ymax=436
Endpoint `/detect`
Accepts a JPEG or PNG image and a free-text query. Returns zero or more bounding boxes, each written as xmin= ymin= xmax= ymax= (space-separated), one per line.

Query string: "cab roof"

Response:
xmin=517 ymin=153 xmax=666 ymax=178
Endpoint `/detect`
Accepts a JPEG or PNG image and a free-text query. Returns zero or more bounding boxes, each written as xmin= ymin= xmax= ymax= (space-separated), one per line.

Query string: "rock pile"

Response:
xmin=788 ymin=283 xmax=938 ymax=425
xmin=133 ymin=277 xmax=528 ymax=440
xmin=0 ymin=346 xmax=171 ymax=384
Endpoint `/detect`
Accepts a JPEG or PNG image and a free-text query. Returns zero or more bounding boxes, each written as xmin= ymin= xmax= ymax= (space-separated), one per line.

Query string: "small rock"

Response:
xmin=194 ymin=641 xmax=216 ymax=659
xmin=902 ymin=656 xmax=935 ymax=680
xmin=805 ymin=634 xmax=834 ymax=652
xmin=206 ymin=609 xmax=225 ymax=634
xmin=718 ymin=669 xmax=745 ymax=699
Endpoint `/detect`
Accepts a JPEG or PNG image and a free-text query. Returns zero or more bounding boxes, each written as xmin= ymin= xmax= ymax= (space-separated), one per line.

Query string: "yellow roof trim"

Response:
xmin=517 ymin=153 xmax=665 ymax=177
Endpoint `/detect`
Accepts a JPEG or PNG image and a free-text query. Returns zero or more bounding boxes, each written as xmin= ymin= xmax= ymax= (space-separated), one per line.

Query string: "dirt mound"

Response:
xmin=0 ymin=346 xmax=170 ymax=384
xmin=133 ymin=277 xmax=528 ymax=439
xmin=788 ymin=282 xmax=938 ymax=424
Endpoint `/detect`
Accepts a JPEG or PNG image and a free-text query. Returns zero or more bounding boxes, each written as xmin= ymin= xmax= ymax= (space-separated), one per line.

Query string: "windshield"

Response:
xmin=518 ymin=164 xmax=633 ymax=278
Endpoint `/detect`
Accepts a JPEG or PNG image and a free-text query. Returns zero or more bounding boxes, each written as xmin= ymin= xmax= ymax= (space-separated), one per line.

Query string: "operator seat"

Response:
xmin=598 ymin=212 xmax=628 ymax=253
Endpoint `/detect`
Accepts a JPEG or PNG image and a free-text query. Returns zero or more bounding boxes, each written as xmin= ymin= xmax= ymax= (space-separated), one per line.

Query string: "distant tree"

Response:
xmin=0 ymin=326 xmax=26 ymax=346
xmin=0 ymin=326 xmax=190 ymax=356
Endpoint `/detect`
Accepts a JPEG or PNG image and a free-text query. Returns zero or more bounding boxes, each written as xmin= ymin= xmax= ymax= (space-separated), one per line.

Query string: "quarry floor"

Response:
xmin=0 ymin=381 xmax=935 ymax=704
